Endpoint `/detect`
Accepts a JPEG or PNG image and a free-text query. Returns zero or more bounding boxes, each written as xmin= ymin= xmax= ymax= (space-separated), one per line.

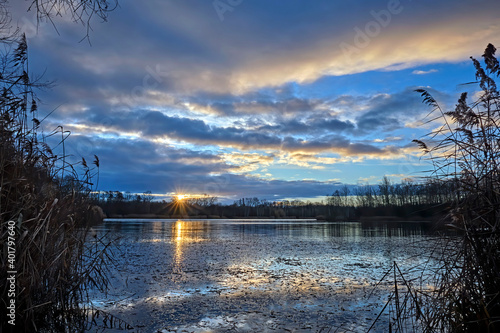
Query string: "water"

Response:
xmin=87 ymin=219 xmax=440 ymax=332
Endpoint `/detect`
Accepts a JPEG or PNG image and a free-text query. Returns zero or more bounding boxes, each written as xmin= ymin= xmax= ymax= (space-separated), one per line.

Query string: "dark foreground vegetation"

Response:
xmin=370 ymin=44 xmax=500 ymax=332
xmin=0 ymin=2 xmax=117 ymax=332
xmin=95 ymin=177 xmax=453 ymax=222
xmin=0 ymin=35 xmax=109 ymax=333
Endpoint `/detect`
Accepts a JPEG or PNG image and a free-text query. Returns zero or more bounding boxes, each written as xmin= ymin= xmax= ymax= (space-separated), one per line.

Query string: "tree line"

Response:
xmin=94 ymin=176 xmax=455 ymax=220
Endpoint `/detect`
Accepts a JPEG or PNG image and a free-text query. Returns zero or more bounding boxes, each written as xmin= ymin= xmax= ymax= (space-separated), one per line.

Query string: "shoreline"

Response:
xmin=103 ymin=214 xmax=436 ymax=224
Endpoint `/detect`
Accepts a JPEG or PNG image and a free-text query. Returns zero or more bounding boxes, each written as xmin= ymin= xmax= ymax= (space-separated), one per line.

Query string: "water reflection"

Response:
xmin=174 ymin=221 xmax=183 ymax=267
xmin=172 ymin=220 xmax=210 ymax=269
xmin=91 ymin=219 xmax=441 ymax=332
xmin=99 ymin=218 xmax=435 ymax=240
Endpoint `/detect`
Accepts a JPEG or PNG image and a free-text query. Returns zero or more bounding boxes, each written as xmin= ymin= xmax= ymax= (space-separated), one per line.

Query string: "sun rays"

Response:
xmin=176 ymin=194 xmax=187 ymax=201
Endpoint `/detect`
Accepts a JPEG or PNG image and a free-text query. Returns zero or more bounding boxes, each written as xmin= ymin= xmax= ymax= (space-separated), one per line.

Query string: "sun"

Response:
xmin=176 ymin=194 xmax=187 ymax=201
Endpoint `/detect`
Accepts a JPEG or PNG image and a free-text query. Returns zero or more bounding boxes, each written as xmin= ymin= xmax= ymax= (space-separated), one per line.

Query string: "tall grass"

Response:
xmin=371 ymin=43 xmax=500 ymax=332
xmin=0 ymin=33 xmax=113 ymax=332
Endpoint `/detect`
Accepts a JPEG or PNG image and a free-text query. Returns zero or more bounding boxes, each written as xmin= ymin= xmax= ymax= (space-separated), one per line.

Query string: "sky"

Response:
xmin=8 ymin=0 xmax=500 ymax=203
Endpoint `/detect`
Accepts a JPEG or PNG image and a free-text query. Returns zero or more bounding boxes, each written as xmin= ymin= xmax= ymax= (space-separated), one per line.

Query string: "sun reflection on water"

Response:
xmin=174 ymin=220 xmax=184 ymax=267
xmin=172 ymin=220 xmax=208 ymax=268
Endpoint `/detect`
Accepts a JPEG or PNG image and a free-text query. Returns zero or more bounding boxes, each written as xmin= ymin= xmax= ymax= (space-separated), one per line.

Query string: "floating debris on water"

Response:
xmin=87 ymin=219 xmax=440 ymax=332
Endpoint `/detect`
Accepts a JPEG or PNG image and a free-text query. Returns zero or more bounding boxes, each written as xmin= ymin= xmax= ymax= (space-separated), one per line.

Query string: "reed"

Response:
xmin=0 ymin=33 xmax=113 ymax=332
xmin=371 ymin=43 xmax=500 ymax=332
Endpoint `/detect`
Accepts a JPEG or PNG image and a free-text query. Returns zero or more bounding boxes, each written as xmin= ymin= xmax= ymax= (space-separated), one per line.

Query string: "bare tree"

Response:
xmin=0 ymin=0 xmax=119 ymax=41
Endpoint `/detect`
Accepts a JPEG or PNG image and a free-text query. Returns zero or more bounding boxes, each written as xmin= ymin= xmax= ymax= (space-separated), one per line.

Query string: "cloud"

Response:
xmin=40 ymin=83 xmax=436 ymax=169
xmin=60 ymin=134 xmax=229 ymax=189
xmin=209 ymin=174 xmax=343 ymax=201
xmin=58 ymin=134 xmax=344 ymax=201
xmin=10 ymin=0 xmax=496 ymax=200
xmin=221 ymin=152 xmax=275 ymax=173
xmin=74 ymin=108 xmax=406 ymax=158
xmin=412 ymin=69 xmax=438 ymax=75
xmin=19 ymin=0 xmax=500 ymax=97
xmin=353 ymin=88 xmax=451 ymax=132
xmin=258 ymin=117 xmax=355 ymax=135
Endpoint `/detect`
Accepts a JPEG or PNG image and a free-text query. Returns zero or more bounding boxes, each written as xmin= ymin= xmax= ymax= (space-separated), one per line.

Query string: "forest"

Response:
xmin=95 ymin=176 xmax=454 ymax=221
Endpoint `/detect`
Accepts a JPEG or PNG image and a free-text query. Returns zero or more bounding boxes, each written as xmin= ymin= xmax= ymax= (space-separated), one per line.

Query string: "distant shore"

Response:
xmin=103 ymin=213 xmax=436 ymax=223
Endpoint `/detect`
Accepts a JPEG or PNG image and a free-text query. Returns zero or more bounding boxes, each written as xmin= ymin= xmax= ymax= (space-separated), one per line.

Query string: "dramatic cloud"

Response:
xmin=18 ymin=0 xmax=500 ymax=96
xmin=9 ymin=0 xmax=497 ymax=199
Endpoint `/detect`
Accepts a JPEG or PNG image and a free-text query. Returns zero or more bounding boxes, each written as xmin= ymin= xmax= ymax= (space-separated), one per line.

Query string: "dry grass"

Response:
xmin=0 ymin=33 xmax=114 ymax=332
xmin=370 ymin=43 xmax=500 ymax=332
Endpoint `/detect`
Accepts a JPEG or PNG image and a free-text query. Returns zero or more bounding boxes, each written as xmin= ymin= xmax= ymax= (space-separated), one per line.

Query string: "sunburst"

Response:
xmin=176 ymin=194 xmax=187 ymax=201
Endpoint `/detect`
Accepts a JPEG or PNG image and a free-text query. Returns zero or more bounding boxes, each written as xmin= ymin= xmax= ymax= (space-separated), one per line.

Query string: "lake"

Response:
xmin=87 ymin=219 xmax=441 ymax=332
